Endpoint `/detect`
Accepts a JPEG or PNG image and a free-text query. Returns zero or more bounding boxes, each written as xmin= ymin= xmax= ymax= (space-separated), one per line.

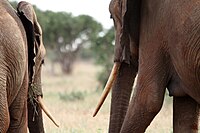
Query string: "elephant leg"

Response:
xmin=0 ymin=79 xmax=10 ymax=132
xmin=8 ymin=100 xmax=27 ymax=133
xmin=120 ymin=65 xmax=168 ymax=133
xmin=7 ymin=73 xmax=28 ymax=133
xmin=109 ymin=62 xmax=137 ymax=133
xmin=173 ymin=96 xmax=199 ymax=133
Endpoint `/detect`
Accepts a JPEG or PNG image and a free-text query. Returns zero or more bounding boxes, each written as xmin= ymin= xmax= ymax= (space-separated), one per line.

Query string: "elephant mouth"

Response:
xmin=28 ymin=84 xmax=59 ymax=127
xmin=93 ymin=62 xmax=121 ymax=117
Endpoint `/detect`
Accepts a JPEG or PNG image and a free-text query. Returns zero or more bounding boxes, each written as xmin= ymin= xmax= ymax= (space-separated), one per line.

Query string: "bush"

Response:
xmin=59 ymin=91 xmax=86 ymax=102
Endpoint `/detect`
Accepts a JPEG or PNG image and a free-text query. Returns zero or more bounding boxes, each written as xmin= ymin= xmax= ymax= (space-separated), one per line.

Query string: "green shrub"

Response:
xmin=59 ymin=91 xmax=86 ymax=102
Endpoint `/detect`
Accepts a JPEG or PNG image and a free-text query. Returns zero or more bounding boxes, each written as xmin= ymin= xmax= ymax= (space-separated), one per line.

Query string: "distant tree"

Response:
xmin=58 ymin=14 xmax=103 ymax=74
xmin=9 ymin=1 xmax=115 ymax=84
xmin=9 ymin=1 xmax=17 ymax=7
xmin=38 ymin=11 xmax=103 ymax=74
xmin=29 ymin=8 xmax=103 ymax=74
xmin=91 ymin=27 xmax=115 ymax=87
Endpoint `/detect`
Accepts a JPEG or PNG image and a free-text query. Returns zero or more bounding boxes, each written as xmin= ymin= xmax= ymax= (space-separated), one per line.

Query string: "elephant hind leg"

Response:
xmin=173 ymin=96 xmax=199 ymax=133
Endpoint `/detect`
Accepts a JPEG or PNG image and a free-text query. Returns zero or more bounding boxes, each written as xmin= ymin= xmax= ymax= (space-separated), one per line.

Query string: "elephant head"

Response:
xmin=17 ymin=1 xmax=58 ymax=132
xmin=94 ymin=0 xmax=141 ymax=132
xmin=94 ymin=0 xmax=141 ymax=115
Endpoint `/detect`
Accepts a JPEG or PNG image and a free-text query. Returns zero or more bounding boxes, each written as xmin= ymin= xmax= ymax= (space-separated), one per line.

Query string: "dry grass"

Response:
xmin=41 ymin=60 xmax=174 ymax=133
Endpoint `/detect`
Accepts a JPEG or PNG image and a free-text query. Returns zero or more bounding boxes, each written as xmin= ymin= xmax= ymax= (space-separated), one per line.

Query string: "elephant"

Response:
xmin=0 ymin=1 xmax=57 ymax=132
xmin=94 ymin=0 xmax=200 ymax=133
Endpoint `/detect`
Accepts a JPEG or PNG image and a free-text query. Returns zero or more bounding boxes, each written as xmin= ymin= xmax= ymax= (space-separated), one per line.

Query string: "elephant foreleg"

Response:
xmin=8 ymin=99 xmax=27 ymax=133
xmin=120 ymin=83 xmax=166 ymax=132
xmin=0 ymin=79 xmax=10 ymax=133
xmin=7 ymin=73 xmax=28 ymax=133
xmin=173 ymin=96 xmax=199 ymax=133
xmin=120 ymin=63 xmax=168 ymax=133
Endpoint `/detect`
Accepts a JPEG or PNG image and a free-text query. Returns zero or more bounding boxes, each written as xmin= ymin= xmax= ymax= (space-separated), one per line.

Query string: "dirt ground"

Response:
xmin=41 ymin=60 xmax=174 ymax=133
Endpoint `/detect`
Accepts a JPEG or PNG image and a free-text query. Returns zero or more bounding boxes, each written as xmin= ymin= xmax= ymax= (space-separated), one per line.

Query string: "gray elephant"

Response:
xmin=94 ymin=0 xmax=200 ymax=133
xmin=0 ymin=1 xmax=57 ymax=132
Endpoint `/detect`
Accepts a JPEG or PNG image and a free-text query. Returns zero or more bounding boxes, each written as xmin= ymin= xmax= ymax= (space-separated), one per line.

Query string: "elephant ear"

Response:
xmin=113 ymin=0 xmax=130 ymax=64
xmin=115 ymin=0 xmax=140 ymax=64
xmin=17 ymin=1 xmax=42 ymax=84
xmin=121 ymin=0 xmax=130 ymax=64
xmin=17 ymin=2 xmax=46 ymax=132
xmin=17 ymin=2 xmax=42 ymax=35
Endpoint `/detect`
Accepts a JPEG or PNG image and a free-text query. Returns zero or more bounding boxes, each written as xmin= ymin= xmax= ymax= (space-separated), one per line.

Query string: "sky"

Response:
xmin=11 ymin=0 xmax=113 ymax=29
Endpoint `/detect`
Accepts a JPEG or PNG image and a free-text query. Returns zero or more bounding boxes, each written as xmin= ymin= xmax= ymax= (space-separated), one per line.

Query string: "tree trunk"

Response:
xmin=61 ymin=57 xmax=73 ymax=74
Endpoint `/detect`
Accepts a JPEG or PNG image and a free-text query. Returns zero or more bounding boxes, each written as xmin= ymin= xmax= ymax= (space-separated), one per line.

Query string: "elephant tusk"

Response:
xmin=93 ymin=62 xmax=121 ymax=117
xmin=37 ymin=96 xmax=59 ymax=127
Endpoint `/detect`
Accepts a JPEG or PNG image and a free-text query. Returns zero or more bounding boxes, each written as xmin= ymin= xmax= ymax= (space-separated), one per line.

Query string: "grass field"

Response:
xmin=41 ymin=60 xmax=174 ymax=133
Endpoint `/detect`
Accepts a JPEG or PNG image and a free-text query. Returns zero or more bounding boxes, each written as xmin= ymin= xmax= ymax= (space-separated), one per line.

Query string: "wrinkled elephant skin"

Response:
xmin=108 ymin=0 xmax=200 ymax=133
xmin=0 ymin=1 xmax=46 ymax=133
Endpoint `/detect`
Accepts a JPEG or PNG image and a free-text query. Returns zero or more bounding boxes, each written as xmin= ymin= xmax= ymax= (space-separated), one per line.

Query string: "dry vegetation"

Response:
xmin=41 ymin=60 xmax=174 ymax=133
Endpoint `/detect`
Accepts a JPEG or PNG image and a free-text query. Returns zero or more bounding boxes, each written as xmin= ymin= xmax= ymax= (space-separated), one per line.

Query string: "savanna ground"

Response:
xmin=42 ymin=59 xmax=174 ymax=133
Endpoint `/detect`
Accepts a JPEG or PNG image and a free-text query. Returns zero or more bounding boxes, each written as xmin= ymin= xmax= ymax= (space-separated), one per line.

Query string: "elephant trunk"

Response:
xmin=109 ymin=62 xmax=137 ymax=133
xmin=28 ymin=95 xmax=59 ymax=133
xmin=28 ymin=99 xmax=45 ymax=133
xmin=93 ymin=62 xmax=121 ymax=117
xmin=28 ymin=84 xmax=59 ymax=132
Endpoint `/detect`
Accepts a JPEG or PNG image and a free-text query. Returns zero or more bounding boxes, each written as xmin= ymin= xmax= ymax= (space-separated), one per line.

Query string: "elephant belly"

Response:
xmin=163 ymin=1 xmax=200 ymax=102
xmin=167 ymin=70 xmax=187 ymax=97
xmin=170 ymin=25 xmax=200 ymax=103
